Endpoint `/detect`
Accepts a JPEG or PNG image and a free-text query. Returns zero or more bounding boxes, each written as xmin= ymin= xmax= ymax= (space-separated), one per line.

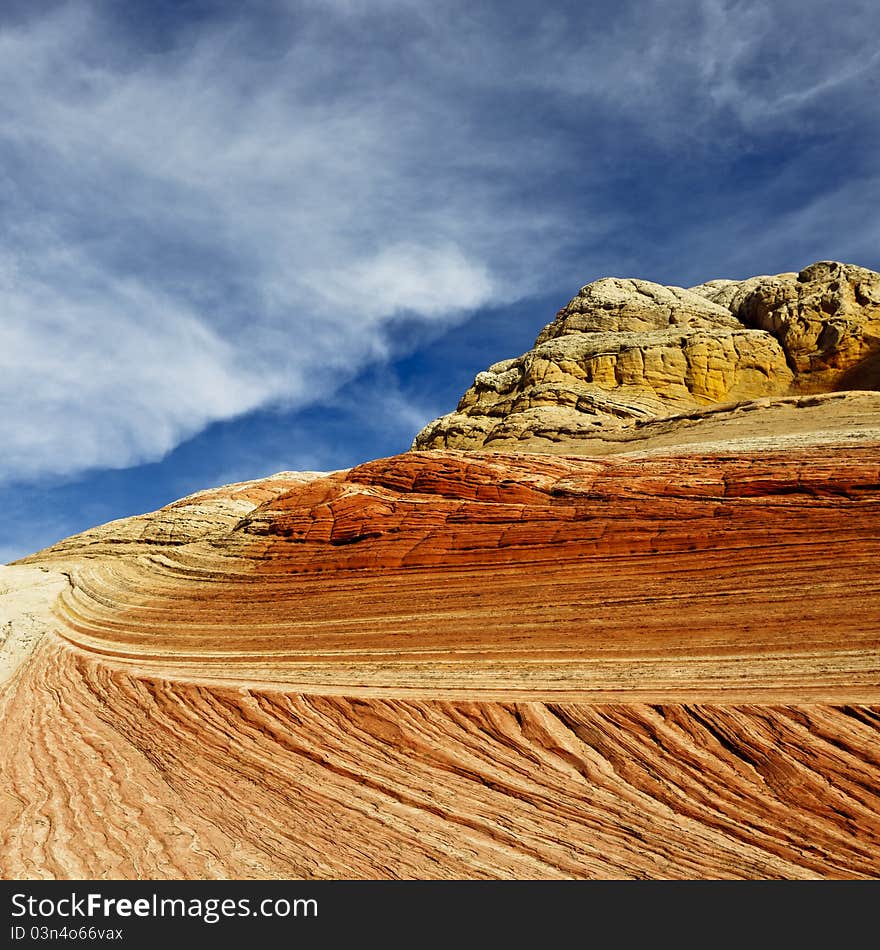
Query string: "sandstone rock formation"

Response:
xmin=3 ymin=259 xmax=879 ymax=880
xmin=2 ymin=447 xmax=879 ymax=878
xmin=25 ymin=470 xmax=330 ymax=563
xmin=0 ymin=566 xmax=70 ymax=686
xmin=413 ymin=261 xmax=880 ymax=453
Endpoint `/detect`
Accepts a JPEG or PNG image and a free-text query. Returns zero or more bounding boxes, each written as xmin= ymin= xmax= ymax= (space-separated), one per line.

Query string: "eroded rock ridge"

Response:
xmin=413 ymin=261 xmax=880 ymax=453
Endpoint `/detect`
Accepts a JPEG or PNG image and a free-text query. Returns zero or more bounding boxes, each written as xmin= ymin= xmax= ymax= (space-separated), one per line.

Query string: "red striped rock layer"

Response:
xmin=51 ymin=447 xmax=880 ymax=700
xmin=2 ymin=642 xmax=878 ymax=879
xmin=3 ymin=446 xmax=880 ymax=878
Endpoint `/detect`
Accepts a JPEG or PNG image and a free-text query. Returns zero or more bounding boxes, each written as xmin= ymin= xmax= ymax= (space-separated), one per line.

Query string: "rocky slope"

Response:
xmin=2 ymin=447 xmax=879 ymax=878
xmin=413 ymin=261 xmax=880 ymax=453
xmin=2 ymin=259 xmax=879 ymax=880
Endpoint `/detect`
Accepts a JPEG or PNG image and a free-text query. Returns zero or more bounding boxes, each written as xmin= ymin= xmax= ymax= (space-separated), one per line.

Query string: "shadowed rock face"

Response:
xmin=2 ymin=447 xmax=879 ymax=878
xmin=413 ymin=261 xmax=880 ymax=453
xmin=735 ymin=262 xmax=880 ymax=388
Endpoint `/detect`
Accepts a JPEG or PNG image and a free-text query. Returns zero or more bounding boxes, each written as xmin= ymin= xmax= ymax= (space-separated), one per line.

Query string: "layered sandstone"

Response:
xmin=2 ymin=447 xmax=879 ymax=879
xmin=3 ymin=259 xmax=879 ymax=880
xmin=413 ymin=261 xmax=880 ymax=453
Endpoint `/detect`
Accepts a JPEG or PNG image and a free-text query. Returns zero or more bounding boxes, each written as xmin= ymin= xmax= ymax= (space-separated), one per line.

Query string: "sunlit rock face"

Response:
xmin=2 ymin=261 xmax=879 ymax=880
xmin=413 ymin=261 xmax=880 ymax=453
xmin=2 ymin=445 xmax=879 ymax=879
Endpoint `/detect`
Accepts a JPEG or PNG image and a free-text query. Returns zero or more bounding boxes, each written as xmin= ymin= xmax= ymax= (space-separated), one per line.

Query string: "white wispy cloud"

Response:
xmin=0 ymin=2 xmax=521 ymax=484
xmin=0 ymin=245 xmax=271 ymax=479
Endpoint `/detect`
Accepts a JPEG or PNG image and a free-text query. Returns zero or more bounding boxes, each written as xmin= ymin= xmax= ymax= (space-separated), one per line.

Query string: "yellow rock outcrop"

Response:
xmin=414 ymin=261 xmax=880 ymax=452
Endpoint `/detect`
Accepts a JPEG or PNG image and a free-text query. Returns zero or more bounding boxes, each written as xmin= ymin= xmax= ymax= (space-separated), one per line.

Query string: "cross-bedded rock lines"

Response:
xmin=2 ymin=447 xmax=879 ymax=878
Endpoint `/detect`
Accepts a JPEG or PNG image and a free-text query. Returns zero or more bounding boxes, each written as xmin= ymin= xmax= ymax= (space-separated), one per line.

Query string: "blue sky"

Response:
xmin=2 ymin=0 xmax=879 ymax=561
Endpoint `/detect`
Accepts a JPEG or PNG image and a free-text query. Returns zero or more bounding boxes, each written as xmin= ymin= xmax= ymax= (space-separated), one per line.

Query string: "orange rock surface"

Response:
xmin=2 ymin=446 xmax=879 ymax=879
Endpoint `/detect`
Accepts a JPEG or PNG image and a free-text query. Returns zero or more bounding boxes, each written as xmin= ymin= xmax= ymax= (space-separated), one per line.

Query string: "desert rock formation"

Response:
xmin=413 ymin=261 xmax=880 ymax=453
xmin=0 ymin=566 xmax=70 ymax=686
xmin=2 ymin=260 xmax=879 ymax=880
xmin=2 ymin=446 xmax=879 ymax=879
